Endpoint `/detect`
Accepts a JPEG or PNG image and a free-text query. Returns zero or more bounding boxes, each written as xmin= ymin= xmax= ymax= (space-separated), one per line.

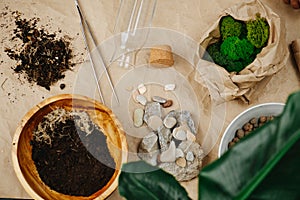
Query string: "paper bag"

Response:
xmin=196 ymin=0 xmax=289 ymax=102
xmin=291 ymin=39 xmax=300 ymax=72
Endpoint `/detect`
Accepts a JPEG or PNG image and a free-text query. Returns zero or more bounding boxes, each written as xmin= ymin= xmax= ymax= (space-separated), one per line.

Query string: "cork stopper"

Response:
xmin=149 ymin=45 xmax=174 ymax=67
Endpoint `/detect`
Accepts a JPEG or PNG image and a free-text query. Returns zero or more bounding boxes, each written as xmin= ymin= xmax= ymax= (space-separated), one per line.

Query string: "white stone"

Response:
xmin=157 ymin=126 xmax=172 ymax=152
xmin=139 ymin=132 xmax=158 ymax=152
xmin=145 ymin=151 xmax=159 ymax=166
xmin=152 ymin=96 xmax=167 ymax=103
xmin=172 ymin=127 xmax=187 ymax=141
xmin=133 ymin=108 xmax=144 ymax=127
xmin=178 ymin=111 xmax=197 ymax=134
xmin=138 ymin=132 xmax=159 ymax=166
xmin=186 ymin=130 xmax=196 ymax=142
xmin=164 ymin=84 xmax=176 ymax=91
xmin=136 ymin=95 xmax=147 ymax=106
xmin=176 ymin=157 xmax=187 ymax=168
xmin=175 ymin=130 xmax=187 ymax=141
xmin=138 ymin=151 xmax=159 ymax=166
xmin=175 ymin=148 xmax=184 ymax=158
xmin=160 ymin=141 xmax=176 ymax=163
xmin=159 ymin=141 xmax=205 ymax=182
xmin=163 ymin=116 xmax=177 ymax=129
xmin=178 ymin=140 xmax=193 ymax=153
xmin=186 ymin=151 xmax=195 ymax=162
xmin=132 ymin=90 xmax=140 ymax=103
xmin=143 ymin=102 xmax=162 ymax=123
xmin=147 ymin=115 xmax=163 ymax=131
xmin=164 ymin=110 xmax=196 ymax=134
xmin=138 ymin=83 xmax=147 ymax=94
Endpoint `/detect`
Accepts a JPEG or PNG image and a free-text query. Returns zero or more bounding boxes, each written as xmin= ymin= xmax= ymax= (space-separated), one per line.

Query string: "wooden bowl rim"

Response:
xmin=11 ymin=94 xmax=128 ymax=200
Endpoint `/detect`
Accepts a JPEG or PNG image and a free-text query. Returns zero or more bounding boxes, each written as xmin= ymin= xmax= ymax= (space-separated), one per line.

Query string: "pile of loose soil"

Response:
xmin=5 ymin=12 xmax=74 ymax=90
xmin=31 ymin=109 xmax=116 ymax=196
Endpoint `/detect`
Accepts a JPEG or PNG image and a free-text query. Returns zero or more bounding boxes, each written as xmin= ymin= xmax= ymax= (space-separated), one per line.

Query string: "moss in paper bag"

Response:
xmin=220 ymin=16 xmax=245 ymax=40
xmin=220 ymin=36 xmax=255 ymax=61
xmin=246 ymin=14 xmax=270 ymax=48
xmin=205 ymin=42 xmax=227 ymax=66
xmin=205 ymin=38 xmax=257 ymax=73
xmin=204 ymin=14 xmax=268 ymax=73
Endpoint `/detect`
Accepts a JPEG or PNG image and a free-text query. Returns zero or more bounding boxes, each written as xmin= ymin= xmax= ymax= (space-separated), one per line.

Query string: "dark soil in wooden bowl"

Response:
xmin=12 ymin=94 xmax=128 ymax=200
xmin=31 ymin=109 xmax=116 ymax=196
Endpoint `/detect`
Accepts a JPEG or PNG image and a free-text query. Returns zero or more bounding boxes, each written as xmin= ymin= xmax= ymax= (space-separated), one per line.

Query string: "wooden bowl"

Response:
xmin=11 ymin=94 xmax=128 ymax=200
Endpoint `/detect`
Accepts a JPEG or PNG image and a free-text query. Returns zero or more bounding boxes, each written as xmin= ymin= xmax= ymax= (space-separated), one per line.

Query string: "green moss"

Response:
xmin=203 ymin=14 xmax=269 ymax=73
xmin=220 ymin=36 xmax=255 ymax=61
xmin=225 ymin=57 xmax=254 ymax=73
xmin=246 ymin=14 xmax=269 ymax=48
xmin=204 ymin=42 xmax=227 ymax=66
xmin=204 ymin=40 xmax=254 ymax=73
xmin=220 ymin=16 xmax=244 ymax=40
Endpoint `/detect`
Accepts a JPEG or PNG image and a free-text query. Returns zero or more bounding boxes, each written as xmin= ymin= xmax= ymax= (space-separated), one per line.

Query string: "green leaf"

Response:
xmin=119 ymin=160 xmax=191 ymax=200
xmin=199 ymin=91 xmax=300 ymax=200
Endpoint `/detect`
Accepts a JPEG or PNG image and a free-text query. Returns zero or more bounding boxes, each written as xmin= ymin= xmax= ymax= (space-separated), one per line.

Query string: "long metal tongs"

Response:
xmin=75 ymin=0 xmax=119 ymax=105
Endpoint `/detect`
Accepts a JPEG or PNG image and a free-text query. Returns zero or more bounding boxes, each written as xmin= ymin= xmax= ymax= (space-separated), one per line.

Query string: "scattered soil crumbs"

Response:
xmin=4 ymin=12 xmax=75 ymax=90
xmin=60 ymin=83 xmax=66 ymax=90
xmin=31 ymin=109 xmax=116 ymax=196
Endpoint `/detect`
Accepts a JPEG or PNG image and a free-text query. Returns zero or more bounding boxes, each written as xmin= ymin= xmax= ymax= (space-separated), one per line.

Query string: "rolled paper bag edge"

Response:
xmin=291 ymin=39 xmax=300 ymax=71
xmin=291 ymin=39 xmax=300 ymax=53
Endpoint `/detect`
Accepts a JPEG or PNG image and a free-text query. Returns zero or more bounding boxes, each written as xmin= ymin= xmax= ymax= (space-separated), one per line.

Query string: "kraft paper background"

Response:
xmin=0 ymin=0 xmax=299 ymax=199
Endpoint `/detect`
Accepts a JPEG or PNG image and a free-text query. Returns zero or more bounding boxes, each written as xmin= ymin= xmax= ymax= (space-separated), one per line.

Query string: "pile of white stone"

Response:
xmin=132 ymin=84 xmax=205 ymax=181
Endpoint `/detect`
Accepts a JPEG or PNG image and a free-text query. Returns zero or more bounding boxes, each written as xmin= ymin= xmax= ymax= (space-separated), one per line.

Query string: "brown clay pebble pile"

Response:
xmin=5 ymin=13 xmax=74 ymax=90
xmin=228 ymin=115 xmax=274 ymax=149
xmin=31 ymin=109 xmax=115 ymax=196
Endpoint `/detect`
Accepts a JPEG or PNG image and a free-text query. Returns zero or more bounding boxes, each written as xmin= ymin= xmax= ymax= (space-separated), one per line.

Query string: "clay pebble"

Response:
xmin=176 ymin=157 xmax=187 ymax=168
xmin=162 ymin=100 xmax=173 ymax=108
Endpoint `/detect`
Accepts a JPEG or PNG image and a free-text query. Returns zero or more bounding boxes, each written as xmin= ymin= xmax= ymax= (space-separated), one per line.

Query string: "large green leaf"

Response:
xmin=119 ymin=160 xmax=191 ymax=200
xmin=199 ymin=91 xmax=300 ymax=200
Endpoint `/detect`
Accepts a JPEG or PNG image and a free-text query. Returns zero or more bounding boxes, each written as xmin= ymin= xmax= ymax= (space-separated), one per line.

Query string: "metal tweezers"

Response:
xmin=75 ymin=0 xmax=119 ymax=105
